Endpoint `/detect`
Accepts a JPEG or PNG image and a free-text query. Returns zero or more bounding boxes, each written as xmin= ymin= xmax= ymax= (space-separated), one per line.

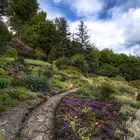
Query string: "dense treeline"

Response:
xmin=0 ymin=0 xmax=140 ymax=81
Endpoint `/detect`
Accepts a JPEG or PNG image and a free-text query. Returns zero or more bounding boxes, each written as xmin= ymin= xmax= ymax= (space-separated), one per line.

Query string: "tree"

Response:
xmin=119 ymin=56 xmax=140 ymax=80
xmin=7 ymin=0 xmax=38 ymax=36
xmin=54 ymin=17 xmax=71 ymax=57
xmin=75 ymin=20 xmax=90 ymax=49
xmin=0 ymin=0 xmax=8 ymax=16
xmin=0 ymin=20 xmax=12 ymax=48
xmin=21 ymin=11 xmax=57 ymax=55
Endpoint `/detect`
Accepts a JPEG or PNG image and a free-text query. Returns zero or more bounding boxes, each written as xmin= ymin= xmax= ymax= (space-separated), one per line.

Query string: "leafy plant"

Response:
xmin=51 ymin=79 xmax=67 ymax=90
xmin=0 ymin=129 xmax=5 ymax=140
xmin=99 ymin=82 xmax=114 ymax=100
xmin=20 ymin=75 xmax=51 ymax=92
xmin=9 ymin=87 xmax=36 ymax=101
xmin=0 ymin=78 xmax=10 ymax=89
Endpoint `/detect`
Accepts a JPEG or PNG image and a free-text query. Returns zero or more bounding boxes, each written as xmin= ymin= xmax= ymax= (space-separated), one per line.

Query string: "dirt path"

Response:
xmin=18 ymin=88 xmax=78 ymax=140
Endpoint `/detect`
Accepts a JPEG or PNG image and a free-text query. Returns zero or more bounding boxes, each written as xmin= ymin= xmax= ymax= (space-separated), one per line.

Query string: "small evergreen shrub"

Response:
xmin=20 ymin=75 xmax=51 ymax=92
xmin=99 ymin=82 xmax=114 ymax=100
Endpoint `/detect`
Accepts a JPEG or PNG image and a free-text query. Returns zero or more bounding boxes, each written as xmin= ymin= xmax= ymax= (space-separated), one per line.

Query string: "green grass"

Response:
xmin=0 ymin=88 xmax=37 ymax=112
xmin=115 ymin=95 xmax=140 ymax=108
xmin=51 ymin=79 xmax=68 ymax=90
xmin=0 ymin=57 xmax=50 ymax=66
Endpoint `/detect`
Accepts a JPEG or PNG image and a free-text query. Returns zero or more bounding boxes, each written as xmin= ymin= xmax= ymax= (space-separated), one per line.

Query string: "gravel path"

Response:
xmin=19 ymin=88 xmax=78 ymax=140
xmin=0 ymin=99 xmax=44 ymax=140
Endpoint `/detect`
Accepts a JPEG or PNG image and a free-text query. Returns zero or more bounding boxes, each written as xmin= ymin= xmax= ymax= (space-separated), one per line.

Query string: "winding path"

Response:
xmin=19 ymin=88 xmax=78 ymax=140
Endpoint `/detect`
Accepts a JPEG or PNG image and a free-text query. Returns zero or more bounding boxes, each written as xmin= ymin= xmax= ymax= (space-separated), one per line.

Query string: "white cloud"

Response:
xmin=38 ymin=0 xmax=140 ymax=55
xmin=38 ymin=0 xmax=64 ymax=19
xmin=70 ymin=8 xmax=140 ymax=55
xmin=52 ymin=0 xmax=104 ymax=17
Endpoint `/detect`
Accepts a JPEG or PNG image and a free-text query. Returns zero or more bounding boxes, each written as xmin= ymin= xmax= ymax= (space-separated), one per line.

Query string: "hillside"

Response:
xmin=0 ymin=0 xmax=140 ymax=139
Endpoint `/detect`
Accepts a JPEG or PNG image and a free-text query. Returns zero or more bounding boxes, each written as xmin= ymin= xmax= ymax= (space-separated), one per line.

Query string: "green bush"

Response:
xmin=20 ymin=75 xmax=51 ymax=92
xmin=62 ymin=66 xmax=82 ymax=77
xmin=79 ymin=84 xmax=100 ymax=99
xmin=54 ymin=57 xmax=72 ymax=69
xmin=14 ymin=56 xmax=25 ymax=64
xmin=34 ymin=48 xmax=47 ymax=60
xmin=129 ymin=80 xmax=140 ymax=89
xmin=0 ymin=78 xmax=10 ymax=89
xmin=96 ymin=64 xmax=119 ymax=77
xmin=99 ymin=82 xmax=114 ymax=100
xmin=51 ymin=79 xmax=67 ymax=90
xmin=0 ymin=68 xmax=7 ymax=77
xmin=0 ymin=59 xmax=7 ymax=68
xmin=2 ymin=47 xmax=18 ymax=58
xmin=9 ymin=87 xmax=36 ymax=101
xmin=0 ymin=90 xmax=16 ymax=112
xmin=70 ymin=54 xmax=89 ymax=73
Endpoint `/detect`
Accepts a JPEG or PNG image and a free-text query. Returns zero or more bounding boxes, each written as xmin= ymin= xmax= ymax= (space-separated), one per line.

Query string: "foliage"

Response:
xmin=32 ymin=65 xmax=53 ymax=78
xmin=55 ymin=96 xmax=118 ymax=140
xmin=51 ymin=79 xmax=67 ymax=90
xmin=19 ymin=75 xmax=51 ymax=92
xmin=0 ymin=77 xmax=10 ymax=89
xmin=0 ymin=21 xmax=12 ymax=48
xmin=119 ymin=57 xmax=140 ymax=81
xmin=79 ymin=84 xmax=100 ymax=99
xmin=2 ymin=47 xmax=18 ymax=58
xmin=71 ymin=54 xmax=88 ymax=73
xmin=7 ymin=0 xmax=38 ymax=35
xmin=99 ymin=82 xmax=114 ymax=100
xmin=0 ymin=129 xmax=5 ymax=140
xmin=0 ymin=90 xmax=16 ymax=112
xmin=0 ymin=68 xmax=7 ymax=77
xmin=75 ymin=20 xmax=90 ymax=49
xmin=21 ymin=11 xmax=57 ymax=55
xmin=96 ymin=64 xmax=119 ymax=77
xmin=54 ymin=57 xmax=72 ymax=69
xmin=129 ymin=80 xmax=140 ymax=89
xmin=9 ymin=87 xmax=36 ymax=101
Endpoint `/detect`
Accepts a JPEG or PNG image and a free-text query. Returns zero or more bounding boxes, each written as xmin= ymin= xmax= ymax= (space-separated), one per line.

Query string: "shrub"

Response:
xmin=2 ymin=47 xmax=18 ymax=58
xmin=0 ymin=68 xmax=7 ymax=77
xmin=0 ymin=78 xmax=10 ymax=89
xmin=54 ymin=57 xmax=72 ymax=69
xmin=129 ymin=80 xmax=140 ymax=89
xmin=14 ymin=56 xmax=25 ymax=64
xmin=9 ymin=87 xmax=36 ymax=101
xmin=96 ymin=64 xmax=119 ymax=77
xmin=0 ymin=129 xmax=5 ymax=140
xmin=62 ymin=66 xmax=82 ymax=77
xmin=70 ymin=54 xmax=89 ymax=73
xmin=0 ymin=90 xmax=16 ymax=112
xmin=79 ymin=84 xmax=100 ymax=99
xmin=34 ymin=48 xmax=47 ymax=60
xmin=38 ymin=66 xmax=53 ymax=78
xmin=20 ymin=75 xmax=51 ymax=92
xmin=51 ymin=79 xmax=67 ymax=90
xmin=99 ymin=82 xmax=114 ymax=100
xmin=0 ymin=59 xmax=7 ymax=68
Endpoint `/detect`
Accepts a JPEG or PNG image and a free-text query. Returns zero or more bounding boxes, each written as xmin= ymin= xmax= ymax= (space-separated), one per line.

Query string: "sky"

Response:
xmin=38 ymin=0 xmax=140 ymax=55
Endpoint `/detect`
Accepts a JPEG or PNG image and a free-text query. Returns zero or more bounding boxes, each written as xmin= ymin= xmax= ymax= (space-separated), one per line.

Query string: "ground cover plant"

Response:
xmin=55 ymin=75 xmax=140 ymax=140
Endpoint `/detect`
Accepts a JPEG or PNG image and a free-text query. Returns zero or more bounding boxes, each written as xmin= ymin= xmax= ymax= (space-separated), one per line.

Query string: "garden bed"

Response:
xmin=55 ymin=95 xmax=121 ymax=140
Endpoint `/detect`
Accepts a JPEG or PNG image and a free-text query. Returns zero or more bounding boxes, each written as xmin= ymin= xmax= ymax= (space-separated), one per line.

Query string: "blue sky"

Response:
xmin=38 ymin=0 xmax=140 ymax=55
